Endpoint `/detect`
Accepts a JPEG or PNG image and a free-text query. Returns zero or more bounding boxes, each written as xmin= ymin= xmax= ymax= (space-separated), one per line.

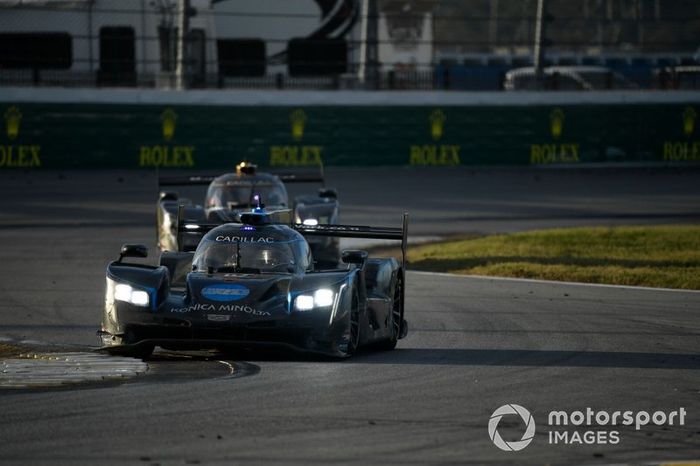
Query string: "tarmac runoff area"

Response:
xmin=0 ymin=352 xmax=148 ymax=389
xmin=0 ymin=168 xmax=699 ymax=464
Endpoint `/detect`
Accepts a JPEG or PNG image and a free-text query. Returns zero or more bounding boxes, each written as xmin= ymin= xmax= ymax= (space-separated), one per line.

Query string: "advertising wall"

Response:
xmin=1 ymin=89 xmax=699 ymax=169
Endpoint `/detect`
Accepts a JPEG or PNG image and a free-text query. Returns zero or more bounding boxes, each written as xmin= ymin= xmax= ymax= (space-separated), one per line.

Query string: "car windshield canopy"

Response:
xmin=192 ymin=228 xmax=309 ymax=274
xmin=206 ymin=182 xmax=287 ymax=210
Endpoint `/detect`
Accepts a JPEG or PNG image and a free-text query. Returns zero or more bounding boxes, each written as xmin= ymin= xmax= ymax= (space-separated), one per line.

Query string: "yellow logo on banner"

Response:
xmin=0 ymin=106 xmax=42 ymax=168
xmin=270 ymin=145 xmax=322 ymax=166
xmin=683 ymin=106 xmax=696 ymax=137
xmin=161 ymin=108 xmax=177 ymax=142
xmin=430 ymin=109 xmax=446 ymax=141
xmin=290 ymin=109 xmax=307 ymax=141
xmin=662 ymin=106 xmax=700 ymax=161
xmin=139 ymin=108 xmax=194 ymax=167
xmin=550 ymin=108 xmax=565 ymax=139
xmin=270 ymin=109 xmax=324 ymax=166
xmin=409 ymin=109 xmax=461 ymax=166
xmin=530 ymin=108 xmax=580 ymax=164
xmin=4 ymin=106 xmax=21 ymax=140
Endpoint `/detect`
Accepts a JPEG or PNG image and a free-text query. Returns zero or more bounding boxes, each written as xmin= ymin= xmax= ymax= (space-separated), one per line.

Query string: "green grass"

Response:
xmin=408 ymin=225 xmax=700 ymax=290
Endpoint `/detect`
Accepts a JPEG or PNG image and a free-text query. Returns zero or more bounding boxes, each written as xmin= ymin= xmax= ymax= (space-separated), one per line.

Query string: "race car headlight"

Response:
xmin=314 ymin=289 xmax=334 ymax=307
xmin=114 ymin=283 xmax=150 ymax=307
xmin=302 ymin=218 xmax=319 ymax=226
xmin=294 ymin=288 xmax=334 ymax=311
xmin=295 ymin=295 xmax=314 ymax=311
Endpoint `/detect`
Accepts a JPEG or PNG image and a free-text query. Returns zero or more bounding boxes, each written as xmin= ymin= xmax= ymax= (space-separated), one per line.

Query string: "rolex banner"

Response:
xmin=0 ymin=103 xmax=698 ymax=169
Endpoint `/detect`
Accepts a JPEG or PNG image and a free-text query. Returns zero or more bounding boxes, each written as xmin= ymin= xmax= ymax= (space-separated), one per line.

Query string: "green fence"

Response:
xmin=1 ymin=100 xmax=699 ymax=169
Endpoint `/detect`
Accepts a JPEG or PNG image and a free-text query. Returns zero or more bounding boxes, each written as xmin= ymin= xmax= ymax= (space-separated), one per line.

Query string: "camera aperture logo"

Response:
xmin=488 ymin=404 xmax=688 ymax=451
xmin=488 ymin=404 xmax=536 ymax=452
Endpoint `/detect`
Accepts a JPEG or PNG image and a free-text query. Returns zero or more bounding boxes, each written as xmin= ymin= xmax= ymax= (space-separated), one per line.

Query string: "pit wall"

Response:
xmin=1 ymin=88 xmax=699 ymax=169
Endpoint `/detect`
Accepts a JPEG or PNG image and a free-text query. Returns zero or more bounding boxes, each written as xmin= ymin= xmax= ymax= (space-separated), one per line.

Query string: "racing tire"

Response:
xmin=377 ymin=273 xmax=403 ymax=351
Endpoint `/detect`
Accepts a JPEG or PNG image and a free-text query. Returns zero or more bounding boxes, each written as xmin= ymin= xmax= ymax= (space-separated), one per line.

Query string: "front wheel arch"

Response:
xmin=335 ymin=278 xmax=361 ymax=358
xmin=377 ymin=270 xmax=403 ymax=351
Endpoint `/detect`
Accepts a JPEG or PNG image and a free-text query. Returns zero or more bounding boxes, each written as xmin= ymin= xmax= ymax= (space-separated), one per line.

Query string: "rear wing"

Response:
xmin=159 ymin=165 xmax=325 ymax=188
xmin=159 ymin=175 xmax=217 ymax=187
xmin=294 ymin=215 xmax=409 ymax=267
xmin=175 ymin=204 xmax=219 ymax=252
xmin=277 ymin=172 xmax=324 ymax=185
xmin=173 ymin=205 xmax=293 ymax=252
xmin=175 ymin=204 xmax=409 ymax=267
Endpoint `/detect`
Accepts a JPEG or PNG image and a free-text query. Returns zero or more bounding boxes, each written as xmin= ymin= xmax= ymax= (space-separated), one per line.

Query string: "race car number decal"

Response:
xmin=201 ymin=284 xmax=250 ymax=302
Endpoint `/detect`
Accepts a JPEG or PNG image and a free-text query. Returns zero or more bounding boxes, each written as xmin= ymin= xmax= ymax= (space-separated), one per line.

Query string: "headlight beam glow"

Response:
xmin=295 ymin=294 xmax=314 ymax=311
xmin=314 ymin=289 xmax=334 ymax=307
xmin=114 ymin=283 xmax=150 ymax=307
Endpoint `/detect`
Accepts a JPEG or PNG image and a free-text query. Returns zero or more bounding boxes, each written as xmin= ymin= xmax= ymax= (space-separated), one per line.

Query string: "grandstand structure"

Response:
xmin=0 ymin=0 xmax=697 ymax=90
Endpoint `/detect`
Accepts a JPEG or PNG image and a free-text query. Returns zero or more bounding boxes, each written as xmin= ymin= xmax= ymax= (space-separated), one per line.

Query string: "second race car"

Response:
xmin=157 ymin=161 xmax=340 ymax=266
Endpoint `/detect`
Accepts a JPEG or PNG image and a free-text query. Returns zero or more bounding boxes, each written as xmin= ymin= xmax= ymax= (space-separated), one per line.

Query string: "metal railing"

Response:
xmin=0 ymin=2 xmax=698 ymax=91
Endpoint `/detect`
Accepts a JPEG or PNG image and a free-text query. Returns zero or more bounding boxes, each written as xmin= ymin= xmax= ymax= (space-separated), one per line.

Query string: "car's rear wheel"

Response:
xmin=377 ymin=273 xmax=403 ymax=351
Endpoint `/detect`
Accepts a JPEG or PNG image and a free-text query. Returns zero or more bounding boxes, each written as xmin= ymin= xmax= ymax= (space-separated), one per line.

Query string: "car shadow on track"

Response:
xmin=346 ymin=348 xmax=700 ymax=370
xmin=140 ymin=347 xmax=700 ymax=371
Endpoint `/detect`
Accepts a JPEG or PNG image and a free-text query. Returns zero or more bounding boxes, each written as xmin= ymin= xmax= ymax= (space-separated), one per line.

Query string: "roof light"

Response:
xmin=236 ymin=161 xmax=258 ymax=175
xmin=252 ymin=194 xmax=265 ymax=214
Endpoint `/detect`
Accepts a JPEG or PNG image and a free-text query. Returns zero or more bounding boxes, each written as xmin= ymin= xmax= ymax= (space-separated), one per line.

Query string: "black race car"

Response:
xmin=99 ymin=206 xmax=408 ymax=358
xmin=157 ymin=161 xmax=340 ymax=266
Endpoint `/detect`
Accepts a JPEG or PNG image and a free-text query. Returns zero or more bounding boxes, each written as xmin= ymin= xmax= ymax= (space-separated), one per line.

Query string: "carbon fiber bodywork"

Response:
xmin=101 ymin=232 xmax=404 ymax=358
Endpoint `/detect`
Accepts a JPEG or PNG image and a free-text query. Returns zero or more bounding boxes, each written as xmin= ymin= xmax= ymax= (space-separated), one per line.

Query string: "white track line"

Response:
xmin=409 ymin=270 xmax=700 ymax=294
xmin=216 ymin=360 xmax=236 ymax=376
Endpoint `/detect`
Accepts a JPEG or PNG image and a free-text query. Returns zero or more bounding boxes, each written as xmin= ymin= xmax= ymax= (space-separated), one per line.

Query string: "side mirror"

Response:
xmin=119 ymin=244 xmax=148 ymax=262
xmin=318 ymin=188 xmax=338 ymax=199
xmin=341 ymin=249 xmax=368 ymax=265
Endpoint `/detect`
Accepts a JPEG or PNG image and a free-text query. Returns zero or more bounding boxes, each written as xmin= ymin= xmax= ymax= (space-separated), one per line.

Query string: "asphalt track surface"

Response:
xmin=0 ymin=167 xmax=699 ymax=465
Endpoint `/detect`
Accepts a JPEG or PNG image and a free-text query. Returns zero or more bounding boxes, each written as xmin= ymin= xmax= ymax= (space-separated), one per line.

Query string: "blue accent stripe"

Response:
xmin=143 ymin=286 xmax=158 ymax=312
